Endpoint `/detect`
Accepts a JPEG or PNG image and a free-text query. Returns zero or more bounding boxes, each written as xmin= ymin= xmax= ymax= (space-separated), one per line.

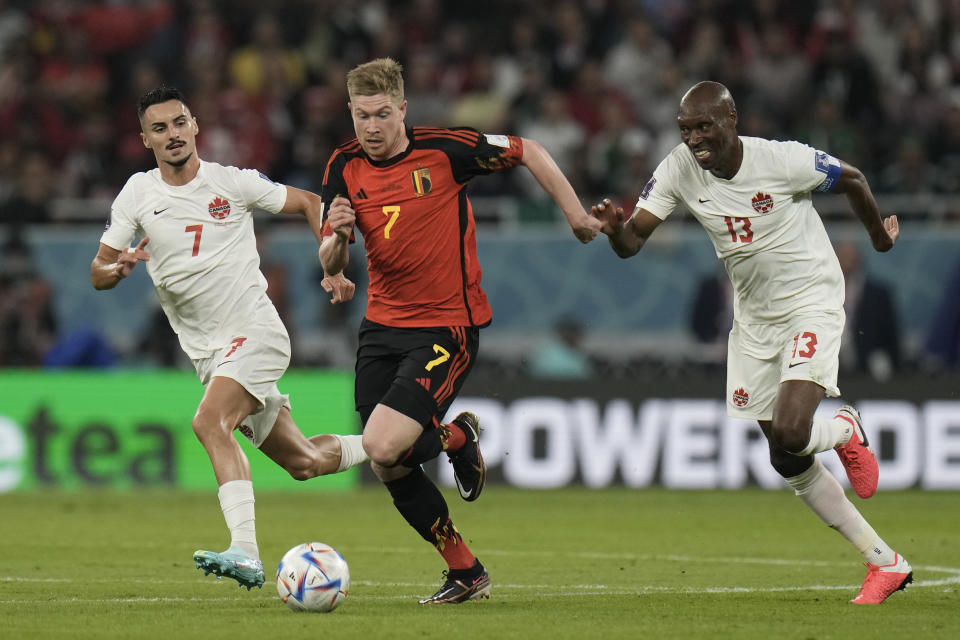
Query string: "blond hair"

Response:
xmin=346 ymin=57 xmax=405 ymax=103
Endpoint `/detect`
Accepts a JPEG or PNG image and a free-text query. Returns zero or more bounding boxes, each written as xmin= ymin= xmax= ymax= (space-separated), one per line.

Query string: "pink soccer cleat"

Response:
xmin=834 ymin=405 xmax=879 ymax=498
xmin=851 ymin=553 xmax=913 ymax=604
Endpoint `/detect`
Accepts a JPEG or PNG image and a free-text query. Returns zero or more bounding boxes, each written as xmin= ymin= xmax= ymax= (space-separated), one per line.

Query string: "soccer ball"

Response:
xmin=276 ymin=542 xmax=350 ymax=613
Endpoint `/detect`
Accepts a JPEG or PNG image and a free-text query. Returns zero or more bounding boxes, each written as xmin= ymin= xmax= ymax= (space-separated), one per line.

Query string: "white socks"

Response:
xmin=334 ymin=434 xmax=369 ymax=472
xmin=786 ymin=458 xmax=895 ymax=566
xmin=218 ymin=479 xmax=259 ymax=559
xmin=796 ymin=414 xmax=854 ymax=456
xmin=215 ymin=438 xmax=366 ymax=560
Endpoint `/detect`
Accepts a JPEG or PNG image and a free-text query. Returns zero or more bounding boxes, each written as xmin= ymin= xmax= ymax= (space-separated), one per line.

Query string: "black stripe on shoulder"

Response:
xmin=334 ymin=138 xmax=364 ymax=156
xmin=322 ymin=142 xmax=364 ymax=185
xmin=413 ymin=126 xmax=480 ymax=147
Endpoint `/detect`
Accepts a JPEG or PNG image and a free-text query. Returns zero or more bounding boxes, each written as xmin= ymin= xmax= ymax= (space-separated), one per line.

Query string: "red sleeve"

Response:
xmin=457 ymin=133 xmax=524 ymax=180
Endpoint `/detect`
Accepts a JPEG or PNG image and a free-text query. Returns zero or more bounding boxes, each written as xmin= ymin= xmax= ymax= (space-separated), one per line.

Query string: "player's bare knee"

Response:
xmin=362 ymin=435 xmax=399 ymax=468
xmin=191 ymin=408 xmax=237 ymax=449
xmin=769 ymin=416 xmax=810 ymax=454
xmin=368 ymin=448 xmax=399 ymax=468
xmin=773 ymin=431 xmax=809 ymax=454
xmin=191 ymin=412 xmax=218 ymax=443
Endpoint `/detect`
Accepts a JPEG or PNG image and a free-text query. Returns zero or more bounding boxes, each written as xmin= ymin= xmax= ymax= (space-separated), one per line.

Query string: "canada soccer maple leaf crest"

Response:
xmin=732 ymin=387 xmax=749 ymax=407
xmin=751 ymin=192 xmax=773 ymax=214
xmin=208 ymin=196 xmax=231 ymax=220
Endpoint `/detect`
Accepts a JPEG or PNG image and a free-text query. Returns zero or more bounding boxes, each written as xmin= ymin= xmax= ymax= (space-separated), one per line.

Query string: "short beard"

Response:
xmin=164 ymin=152 xmax=192 ymax=168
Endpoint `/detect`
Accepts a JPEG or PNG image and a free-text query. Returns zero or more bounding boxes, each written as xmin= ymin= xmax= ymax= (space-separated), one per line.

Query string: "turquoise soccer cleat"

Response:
xmin=193 ymin=547 xmax=265 ymax=590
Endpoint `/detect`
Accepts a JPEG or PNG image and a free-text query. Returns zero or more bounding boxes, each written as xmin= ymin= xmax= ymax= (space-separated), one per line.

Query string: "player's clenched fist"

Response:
xmin=570 ymin=214 xmax=603 ymax=244
xmin=326 ymin=196 xmax=356 ymax=240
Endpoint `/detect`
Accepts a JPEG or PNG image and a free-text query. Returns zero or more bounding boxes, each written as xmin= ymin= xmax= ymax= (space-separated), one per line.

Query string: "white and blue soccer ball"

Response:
xmin=276 ymin=542 xmax=350 ymax=612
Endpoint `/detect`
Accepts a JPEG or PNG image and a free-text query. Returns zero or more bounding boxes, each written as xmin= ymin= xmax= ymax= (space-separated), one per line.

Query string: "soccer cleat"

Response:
xmin=834 ymin=405 xmax=879 ymax=499
xmin=193 ymin=547 xmax=265 ymax=590
xmin=419 ymin=566 xmax=491 ymax=605
xmin=447 ymin=411 xmax=486 ymax=502
xmin=851 ymin=553 xmax=913 ymax=604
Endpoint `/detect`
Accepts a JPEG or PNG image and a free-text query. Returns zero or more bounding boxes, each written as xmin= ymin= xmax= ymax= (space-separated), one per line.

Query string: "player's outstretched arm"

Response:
xmin=833 ymin=161 xmax=899 ymax=252
xmin=281 ymin=185 xmax=326 ymax=243
xmin=90 ymin=237 xmax=150 ymax=290
xmin=591 ymin=199 xmax=661 ymax=258
xmin=519 ymin=138 xmax=601 ymax=243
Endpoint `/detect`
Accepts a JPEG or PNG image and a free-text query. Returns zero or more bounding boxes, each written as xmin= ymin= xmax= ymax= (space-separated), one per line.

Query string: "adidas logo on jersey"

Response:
xmin=354 ymin=189 xmax=368 ymax=200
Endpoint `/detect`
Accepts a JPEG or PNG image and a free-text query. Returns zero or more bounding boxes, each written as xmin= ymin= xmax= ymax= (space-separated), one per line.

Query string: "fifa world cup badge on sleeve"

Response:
xmin=813 ymin=151 xmax=842 ymax=192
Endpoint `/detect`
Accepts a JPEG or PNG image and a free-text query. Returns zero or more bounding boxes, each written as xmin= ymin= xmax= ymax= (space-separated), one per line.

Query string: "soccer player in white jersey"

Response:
xmin=90 ymin=86 xmax=368 ymax=590
xmin=592 ymin=81 xmax=910 ymax=605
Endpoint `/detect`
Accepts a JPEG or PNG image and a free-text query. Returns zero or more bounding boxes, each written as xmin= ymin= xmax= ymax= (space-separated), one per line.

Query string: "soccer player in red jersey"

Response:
xmin=318 ymin=57 xmax=601 ymax=604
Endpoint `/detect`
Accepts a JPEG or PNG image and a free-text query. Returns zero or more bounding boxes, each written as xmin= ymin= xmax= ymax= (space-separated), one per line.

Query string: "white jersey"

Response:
xmin=101 ymin=160 xmax=288 ymax=358
xmin=638 ymin=136 xmax=844 ymax=324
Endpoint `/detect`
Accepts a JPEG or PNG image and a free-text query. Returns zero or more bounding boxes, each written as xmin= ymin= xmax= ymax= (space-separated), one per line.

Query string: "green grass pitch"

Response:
xmin=1 ymin=487 xmax=958 ymax=639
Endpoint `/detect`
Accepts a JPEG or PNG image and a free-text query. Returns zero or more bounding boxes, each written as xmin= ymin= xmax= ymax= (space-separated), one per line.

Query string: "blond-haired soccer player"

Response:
xmin=593 ymin=81 xmax=910 ymax=605
xmin=318 ymin=58 xmax=601 ymax=604
xmin=90 ymin=86 xmax=368 ymax=589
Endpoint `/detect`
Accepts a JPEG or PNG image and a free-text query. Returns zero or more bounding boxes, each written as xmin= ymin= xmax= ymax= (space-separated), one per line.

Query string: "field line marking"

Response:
xmin=0 ymin=596 xmax=278 ymax=605
xmin=3 ymin=561 xmax=956 ymax=604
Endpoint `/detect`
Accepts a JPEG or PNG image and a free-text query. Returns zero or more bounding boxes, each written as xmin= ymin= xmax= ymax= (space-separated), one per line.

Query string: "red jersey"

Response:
xmin=321 ymin=127 xmax=523 ymax=328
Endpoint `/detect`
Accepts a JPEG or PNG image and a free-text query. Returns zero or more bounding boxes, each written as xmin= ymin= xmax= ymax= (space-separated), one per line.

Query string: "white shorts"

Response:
xmin=192 ymin=318 xmax=292 ymax=448
xmin=726 ymin=311 xmax=843 ymax=420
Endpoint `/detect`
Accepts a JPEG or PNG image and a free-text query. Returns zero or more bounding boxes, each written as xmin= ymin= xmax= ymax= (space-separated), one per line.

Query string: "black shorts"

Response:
xmin=354 ymin=318 xmax=480 ymax=429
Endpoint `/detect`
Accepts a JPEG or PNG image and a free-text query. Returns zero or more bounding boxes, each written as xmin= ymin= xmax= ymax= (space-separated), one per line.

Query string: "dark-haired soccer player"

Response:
xmin=592 ymin=81 xmax=910 ymax=605
xmin=318 ymin=57 xmax=601 ymax=604
xmin=90 ymin=86 xmax=368 ymax=590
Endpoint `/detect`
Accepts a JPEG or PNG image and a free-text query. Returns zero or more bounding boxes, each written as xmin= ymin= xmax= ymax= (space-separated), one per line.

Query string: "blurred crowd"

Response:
xmin=1 ymin=0 xmax=959 ymax=228
xmin=1 ymin=0 xmax=959 ymax=373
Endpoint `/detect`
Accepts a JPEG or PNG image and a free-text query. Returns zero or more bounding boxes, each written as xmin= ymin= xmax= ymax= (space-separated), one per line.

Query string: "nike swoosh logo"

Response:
xmin=698 ymin=198 xmax=711 ymax=203
xmin=218 ymin=360 xmax=233 ymax=367
xmin=153 ymin=208 xmax=169 ymax=215
xmin=787 ymin=361 xmax=807 ymax=368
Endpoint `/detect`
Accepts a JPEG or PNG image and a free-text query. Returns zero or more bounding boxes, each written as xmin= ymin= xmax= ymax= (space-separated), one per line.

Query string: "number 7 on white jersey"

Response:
xmin=185 ymin=224 xmax=203 ymax=256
